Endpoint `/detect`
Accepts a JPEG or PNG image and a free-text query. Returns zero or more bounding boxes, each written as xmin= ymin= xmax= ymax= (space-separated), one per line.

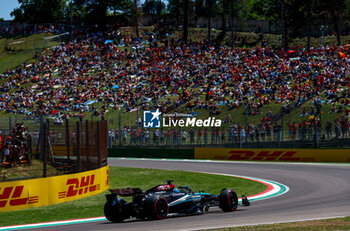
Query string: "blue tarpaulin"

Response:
xmin=84 ymin=100 xmax=97 ymax=105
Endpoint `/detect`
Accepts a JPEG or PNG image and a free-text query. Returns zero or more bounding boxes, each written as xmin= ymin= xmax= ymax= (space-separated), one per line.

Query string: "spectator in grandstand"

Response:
xmin=240 ymin=126 xmax=246 ymax=143
xmin=2 ymin=136 xmax=11 ymax=164
xmin=160 ymin=128 xmax=165 ymax=145
xmin=197 ymin=128 xmax=202 ymax=144
xmin=166 ymin=129 xmax=171 ymax=145
xmin=221 ymin=128 xmax=226 ymax=143
xmin=153 ymin=128 xmax=159 ymax=144
xmin=334 ymin=118 xmax=341 ymax=139
xmin=182 ymin=130 xmax=187 ymax=143
xmin=189 ymin=128 xmax=195 ymax=144
xmin=326 ymin=120 xmax=333 ymax=139
xmin=204 ymin=128 xmax=209 ymax=145
xmin=340 ymin=116 xmax=349 ymax=138
xmin=273 ymin=122 xmax=281 ymax=142
xmin=248 ymin=123 xmax=256 ymax=142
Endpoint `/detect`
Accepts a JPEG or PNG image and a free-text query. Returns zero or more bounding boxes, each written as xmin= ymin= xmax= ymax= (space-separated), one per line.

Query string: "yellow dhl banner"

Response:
xmin=0 ymin=166 xmax=109 ymax=212
xmin=195 ymin=148 xmax=350 ymax=162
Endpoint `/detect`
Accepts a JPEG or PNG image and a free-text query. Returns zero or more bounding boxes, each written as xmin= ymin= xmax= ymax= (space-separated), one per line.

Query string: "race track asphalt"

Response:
xmin=25 ymin=159 xmax=350 ymax=231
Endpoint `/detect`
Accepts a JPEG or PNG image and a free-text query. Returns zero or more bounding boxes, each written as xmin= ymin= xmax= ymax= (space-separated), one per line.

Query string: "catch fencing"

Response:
xmin=0 ymin=117 xmax=107 ymax=181
xmin=37 ymin=119 xmax=108 ymax=176
xmin=106 ymin=119 xmax=350 ymax=149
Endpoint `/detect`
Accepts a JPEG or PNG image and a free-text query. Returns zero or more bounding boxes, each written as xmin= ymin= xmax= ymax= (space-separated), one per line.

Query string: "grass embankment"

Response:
xmin=0 ymin=33 xmax=58 ymax=74
xmin=0 ymin=159 xmax=59 ymax=182
xmin=0 ymin=166 xmax=265 ymax=226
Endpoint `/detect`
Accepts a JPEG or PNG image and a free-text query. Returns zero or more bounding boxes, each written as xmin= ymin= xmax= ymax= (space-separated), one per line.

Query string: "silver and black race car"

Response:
xmin=104 ymin=180 xmax=250 ymax=222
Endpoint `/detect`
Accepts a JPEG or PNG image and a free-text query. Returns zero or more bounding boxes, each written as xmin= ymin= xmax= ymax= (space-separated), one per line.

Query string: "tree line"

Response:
xmin=10 ymin=0 xmax=350 ymax=48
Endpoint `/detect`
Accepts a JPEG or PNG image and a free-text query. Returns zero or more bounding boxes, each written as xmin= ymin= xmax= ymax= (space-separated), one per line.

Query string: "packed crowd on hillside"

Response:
xmin=0 ymin=26 xmax=349 ymax=140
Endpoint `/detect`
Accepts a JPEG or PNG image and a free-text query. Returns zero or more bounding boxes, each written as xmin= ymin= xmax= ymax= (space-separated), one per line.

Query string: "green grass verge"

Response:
xmin=207 ymin=216 xmax=350 ymax=231
xmin=0 ymin=33 xmax=59 ymax=73
xmin=0 ymin=160 xmax=60 ymax=182
xmin=0 ymin=166 xmax=266 ymax=227
xmin=0 ymin=50 xmax=36 ymax=74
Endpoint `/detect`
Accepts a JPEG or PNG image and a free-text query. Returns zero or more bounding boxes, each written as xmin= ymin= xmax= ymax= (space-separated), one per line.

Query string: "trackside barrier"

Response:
xmin=194 ymin=148 xmax=350 ymax=162
xmin=0 ymin=166 xmax=109 ymax=212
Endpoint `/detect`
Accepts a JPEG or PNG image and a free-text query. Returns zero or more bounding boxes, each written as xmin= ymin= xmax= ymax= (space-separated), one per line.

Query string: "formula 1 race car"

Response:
xmin=104 ymin=180 xmax=250 ymax=222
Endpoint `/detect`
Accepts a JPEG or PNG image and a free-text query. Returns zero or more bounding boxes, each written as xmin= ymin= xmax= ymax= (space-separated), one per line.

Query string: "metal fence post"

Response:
xmin=76 ymin=121 xmax=81 ymax=172
xmin=119 ymin=111 xmax=121 ymax=146
xmin=66 ymin=118 xmax=70 ymax=161
xmin=46 ymin=119 xmax=50 ymax=163
xmin=97 ymin=121 xmax=101 ymax=168
xmin=27 ymin=134 xmax=32 ymax=166
xmin=35 ymin=124 xmax=42 ymax=159
xmin=40 ymin=122 xmax=47 ymax=178
xmin=86 ymin=120 xmax=90 ymax=170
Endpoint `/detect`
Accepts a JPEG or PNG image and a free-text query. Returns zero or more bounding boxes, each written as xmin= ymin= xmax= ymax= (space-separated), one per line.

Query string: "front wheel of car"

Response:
xmin=219 ymin=189 xmax=238 ymax=212
xmin=104 ymin=199 xmax=127 ymax=222
xmin=143 ymin=196 xmax=169 ymax=220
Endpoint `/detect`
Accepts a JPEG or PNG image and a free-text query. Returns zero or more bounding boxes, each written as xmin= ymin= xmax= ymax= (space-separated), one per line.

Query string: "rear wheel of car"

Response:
xmin=104 ymin=199 xmax=127 ymax=222
xmin=219 ymin=189 xmax=238 ymax=212
xmin=143 ymin=196 xmax=169 ymax=220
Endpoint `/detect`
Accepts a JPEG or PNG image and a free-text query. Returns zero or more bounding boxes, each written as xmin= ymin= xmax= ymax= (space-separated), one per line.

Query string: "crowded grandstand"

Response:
xmin=0 ymin=25 xmax=348 ymax=154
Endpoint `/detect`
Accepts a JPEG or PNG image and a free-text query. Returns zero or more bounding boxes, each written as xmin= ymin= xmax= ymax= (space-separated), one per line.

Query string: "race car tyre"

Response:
xmin=219 ymin=189 xmax=238 ymax=212
xmin=143 ymin=196 xmax=169 ymax=220
xmin=104 ymin=199 xmax=127 ymax=222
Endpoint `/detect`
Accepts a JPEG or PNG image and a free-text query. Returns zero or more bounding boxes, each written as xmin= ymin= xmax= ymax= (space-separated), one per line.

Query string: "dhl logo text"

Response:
xmin=58 ymin=174 xmax=100 ymax=199
xmin=215 ymin=150 xmax=316 ymax=161
xmin=0 ymin=186 xmax=39 ymax=208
